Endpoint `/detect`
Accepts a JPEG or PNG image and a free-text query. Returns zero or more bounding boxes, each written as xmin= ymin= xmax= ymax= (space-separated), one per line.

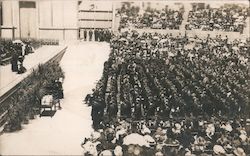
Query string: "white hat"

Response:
xmin=233 ymin=147 xmax=246 ymax=156
xmin=144 ymin=135 xmax=156 ymax=145
xmin=155 ymin=151 xmax=164 ymax=156
xmin=206 ymin=124 xmax=215 ymax=134
xmin=91 ymin=131 xmax=101 ymax=140
xmin=224 ymin=123 xmax=232 ymax=132
xmin=172 ymin=123 xmax=181 ymax=134
xmin=175 ymin=123 xmax=181 ymax=130
xmin=213 ymin=145 xmax=226 ymax=155
xmin=239 ymin=134 xmax=247 ymax=142
xmin=100 ymin=150 xmax=112 ymax=156
xmin=141 ymin=126 xmax=151 ymax=134
xmin=116 ymin=129 xmax=127 ymax=139
xmin=185 ymin=150 xmax=192 ymax=156
xmin=59 ymin=77 xmax=63 ymax=82
xmin=114 ymin=146 xmax=123 ymax=156
xmin=156 ymin=144 xmax=163 ymax=151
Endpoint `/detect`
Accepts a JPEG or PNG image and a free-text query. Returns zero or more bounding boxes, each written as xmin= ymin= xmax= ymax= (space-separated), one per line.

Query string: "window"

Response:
xmin=19 ymin=1 xmax=36 ymax=8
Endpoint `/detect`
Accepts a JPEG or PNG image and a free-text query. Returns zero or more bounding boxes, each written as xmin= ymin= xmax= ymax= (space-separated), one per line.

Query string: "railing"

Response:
xmin=0 ymin=46 xmax=67 ymax=127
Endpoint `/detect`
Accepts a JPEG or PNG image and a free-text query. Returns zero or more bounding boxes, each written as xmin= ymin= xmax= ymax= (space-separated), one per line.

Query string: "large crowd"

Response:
xmin=83 ymin=30 xmax=250 ymax=155
xmin=186 ymin=4 xmax=250 ymax=32
xmin=89 ymin=31 xmax=249 ymax=122
xmin=118 ymin=4 xmax=184 ymax=30
xmin=117 ymin=3 xmax=250 ymax=33
xmin=82 ymin=117 xmax=250 ymax=155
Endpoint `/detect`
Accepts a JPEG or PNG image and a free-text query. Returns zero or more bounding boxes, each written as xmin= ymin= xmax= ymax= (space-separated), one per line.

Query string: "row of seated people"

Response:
xmin=87 ymin=31 xmax=249 ymax=124
xmin=118 ymin=4 xmax=184 ymax=30
xmin=82 ymin=116 xmax=250 ymax=155
xmin=85 ymin=31 xmax=250 ymax=155
xmin=186 ymin=4 xmax=250 ymax=32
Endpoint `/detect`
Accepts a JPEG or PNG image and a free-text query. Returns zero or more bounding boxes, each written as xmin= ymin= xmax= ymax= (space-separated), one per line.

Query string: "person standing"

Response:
xmin=89 ymin=29 xmax=93 ymax=41
xmin=24 ymin=41 xmax=34 ymax=55
xmin=94 ymin=29 xmax=99 ymax=41
xmin=10 ymin=46 xmax=18 ymax=72
xmin=17 ymin=44 xmax=26 ymax=74
xmin=84 ymin=29 xmax=87 ymax=41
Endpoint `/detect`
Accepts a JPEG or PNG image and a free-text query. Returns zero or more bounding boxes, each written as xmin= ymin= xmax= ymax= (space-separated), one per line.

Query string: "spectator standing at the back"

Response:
xmin=89 ymin=29 xmax=93 ymax=41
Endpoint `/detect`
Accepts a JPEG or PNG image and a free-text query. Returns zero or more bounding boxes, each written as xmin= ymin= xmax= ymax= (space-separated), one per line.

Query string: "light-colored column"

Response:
xmin=11 ymin=1 xmax=19 ymax=38
xmin=39 ymin=1 xmax=52 ymax=28
xmin=2 ymin=0 xmax=12 ymax=26
xmin=63 ymin=0 xmax=78 ymax=40
xmin=1 ymin=0 xmax=13 ymax=38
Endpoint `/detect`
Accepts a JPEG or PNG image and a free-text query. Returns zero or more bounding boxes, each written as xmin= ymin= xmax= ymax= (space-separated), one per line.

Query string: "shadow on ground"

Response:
xmin=40 ymin=110 xmax=56 ymax=117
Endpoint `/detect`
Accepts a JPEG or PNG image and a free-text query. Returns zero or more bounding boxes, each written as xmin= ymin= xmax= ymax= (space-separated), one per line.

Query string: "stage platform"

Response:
xmin=0 ymin=45 xmax=67 ymax=98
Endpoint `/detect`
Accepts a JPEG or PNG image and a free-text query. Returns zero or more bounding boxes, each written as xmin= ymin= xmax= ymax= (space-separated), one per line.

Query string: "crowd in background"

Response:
xmin=185 ymin=4 xmax=250 ymax=32
xmin=117 ymin=3 xmax=250 ymax=33
xmin=118 ymin=3 xmax=184 ymax=30
xmin=81 ymin=29 xmax=112 ymax=42
xmin=84 ymin=30 xmax=250 ymax=155
xmin=0 ymin=40 xmax=33 ymax=74
xmin=0 ymin=39 xmax=59 ymax=74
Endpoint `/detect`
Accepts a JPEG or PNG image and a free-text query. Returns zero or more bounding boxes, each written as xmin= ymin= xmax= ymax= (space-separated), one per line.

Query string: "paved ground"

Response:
xmin=0 ymin=42 xmax=110 ymax=155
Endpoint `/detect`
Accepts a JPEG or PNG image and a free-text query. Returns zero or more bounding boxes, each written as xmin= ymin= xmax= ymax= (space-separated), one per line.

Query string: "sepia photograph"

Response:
xmin=0 ymin=0 xmax=250 ymax=155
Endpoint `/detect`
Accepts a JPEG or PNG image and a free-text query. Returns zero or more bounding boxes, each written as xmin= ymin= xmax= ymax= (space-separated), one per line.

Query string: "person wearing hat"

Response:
xmin=24 ymin=41 xmax=34 ymax=55
xmin=89 ymin=29 xmax=93 ymax=41
xmin=99 ymin=150 xmax=112 ymax=156
xmin=10 ymin=46 xmax=19 ymax=72
xmin=213 ymin=145 xmax=226 ymax=155
xmin=233 ymin=147 xmax=246 ymax=156
xmin=141 ymin=124 xmax=151 ymax=135
xmin=133 ymin=145 xmax=142 ymax=156
xmin=114 ymin=145 xmax=123 ymax=156
xmin=83 ymin=29 xmax=87 ymax=41
xmin=172 ymin=123 xmax=182 ymax=134
xmin=94 ymin=29 xmax=99 ymax=42
xmin=206 ymin=123 xmax=215 ymax=139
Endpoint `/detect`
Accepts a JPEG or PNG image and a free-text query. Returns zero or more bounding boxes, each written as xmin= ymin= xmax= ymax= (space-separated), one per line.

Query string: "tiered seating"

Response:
xmin=117 ymin=3 xmax=184 ymax=30
xmin=84 ymin=30 xmax=250 ymax=155
xmin=186 ymin=4 xmax=250 ymax=32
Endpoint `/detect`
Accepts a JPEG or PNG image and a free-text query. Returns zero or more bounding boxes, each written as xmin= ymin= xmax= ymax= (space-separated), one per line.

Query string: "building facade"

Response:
xmin=0 ymin=0 xmax=116 ymax=40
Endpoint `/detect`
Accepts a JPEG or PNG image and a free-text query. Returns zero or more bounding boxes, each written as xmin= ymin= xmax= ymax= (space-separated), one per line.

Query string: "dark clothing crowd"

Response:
xmin=0 ymin=40 xmax=34 ymax=74
xmin=88 ymin=31 xmax=249 ymax=124
xmin=84 ymin=30 xmax=250 ymax=155
xmin=186 ymin=4 xmax=250 ymax=33
xmin=118 ymin=4 xmax=184 ymax=30
xmin=82 ymin=29 xmax=112 ymax=42
xmin=82 ymin=117 xmax=250 ymax=156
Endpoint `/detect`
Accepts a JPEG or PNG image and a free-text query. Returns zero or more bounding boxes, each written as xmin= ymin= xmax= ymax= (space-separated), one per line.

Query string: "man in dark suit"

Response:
xmin=89 ymin=29 xmax=93 ymax=41
xmin=94 ymin=29 xmax=99 ymax=41
xmin=11 ymin=46 xmax=18 ymax=72
xmin=84 ymin=29 xmax=87 ymax=41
